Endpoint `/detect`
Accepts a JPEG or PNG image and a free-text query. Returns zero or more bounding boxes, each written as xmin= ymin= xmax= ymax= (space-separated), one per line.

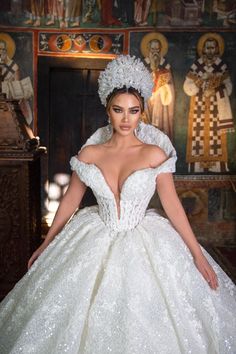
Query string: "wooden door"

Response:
xmin=38 ymin=57 xmax=110 ymax=220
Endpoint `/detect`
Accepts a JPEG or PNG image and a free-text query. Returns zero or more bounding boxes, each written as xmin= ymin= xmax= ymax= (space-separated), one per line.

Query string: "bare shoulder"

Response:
xmin=77 ymin=144 xmax=102 ymax=163
xmin=142 ymin=144 xmax=167 ymax=168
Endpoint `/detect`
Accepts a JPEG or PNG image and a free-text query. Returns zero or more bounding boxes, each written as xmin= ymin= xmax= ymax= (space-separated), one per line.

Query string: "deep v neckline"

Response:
xmin=74 ymin=157 xmax=174 ymax=220
xmin=95 ymin=164 xmax=153 ymax=195
xmin=82 ymin=160 xmax=153 ymax=197
xmin=78 ymin=159 xmax=154 ymax=219
xmin=90 ymin=162 xmax=155 ymax=220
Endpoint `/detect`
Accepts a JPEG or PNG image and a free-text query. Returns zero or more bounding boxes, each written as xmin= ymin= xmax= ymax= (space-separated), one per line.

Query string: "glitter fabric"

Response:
xmin=98 ymin=55 xmax=153 ymax=106
xmin=0 ymin=126 xmax=236 ymax=353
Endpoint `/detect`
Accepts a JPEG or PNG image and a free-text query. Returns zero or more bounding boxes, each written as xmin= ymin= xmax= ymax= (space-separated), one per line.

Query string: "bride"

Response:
xmin=0 ymin=55 xmax=235 ymax=354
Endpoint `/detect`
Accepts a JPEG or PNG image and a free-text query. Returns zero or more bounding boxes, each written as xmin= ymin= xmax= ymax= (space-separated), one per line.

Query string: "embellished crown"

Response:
xmin=98 ymin=55 xmax=153 ymax=106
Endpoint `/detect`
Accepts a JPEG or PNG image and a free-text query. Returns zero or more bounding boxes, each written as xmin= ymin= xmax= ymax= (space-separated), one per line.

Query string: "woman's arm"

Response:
xmin=156 ymin=173 xmax=218 ymax=290
xmin=28 ymin=172 xmax=86 ymax=269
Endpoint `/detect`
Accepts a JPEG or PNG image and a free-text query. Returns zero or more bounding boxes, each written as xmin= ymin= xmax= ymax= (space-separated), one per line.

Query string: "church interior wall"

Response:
xmin=0 ymin=0 xmax=236 ymax=250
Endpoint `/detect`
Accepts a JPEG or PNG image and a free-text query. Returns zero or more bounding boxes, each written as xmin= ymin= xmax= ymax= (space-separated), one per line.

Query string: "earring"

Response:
xmin=106 ymin=116 xmax=113 ymax=135
xmin=134 ymin=120 xmax=141 ymax=136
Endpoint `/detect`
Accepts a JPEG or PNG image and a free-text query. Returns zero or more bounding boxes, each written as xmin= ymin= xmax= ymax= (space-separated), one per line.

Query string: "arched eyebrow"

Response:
xmin=112 ymin=104 xmax=140 ymax=109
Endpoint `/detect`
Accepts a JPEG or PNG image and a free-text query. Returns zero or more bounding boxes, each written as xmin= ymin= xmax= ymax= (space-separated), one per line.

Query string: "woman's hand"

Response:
xmin=27 ymin=242 xmax=49 ymax=270
xmin=194 ymin=253 xmax=219 ymax=290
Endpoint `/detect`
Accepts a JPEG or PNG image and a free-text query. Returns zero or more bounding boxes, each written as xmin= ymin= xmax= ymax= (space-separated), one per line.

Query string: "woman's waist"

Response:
xmin=76 ymin=205 xmax=166 ymax=232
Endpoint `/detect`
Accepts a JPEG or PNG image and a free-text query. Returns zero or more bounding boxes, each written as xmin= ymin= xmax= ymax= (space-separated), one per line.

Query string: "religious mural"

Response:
xmin=0 ymin=32 xmax=33 ymax=125
xmin=0 ymin=1 xmax=236 ymax=29
xmin=39 ymin=32 xmax=124 ymax=55
xmin=184 ymin=32 xmax=234 ymax=173
xmin=0 ymin=0 xmax=236 ymax=175
xmin=140 ymin=32 xmax=175 ymax=141
xmin=130 ymin=30 xmax=236 ymax=173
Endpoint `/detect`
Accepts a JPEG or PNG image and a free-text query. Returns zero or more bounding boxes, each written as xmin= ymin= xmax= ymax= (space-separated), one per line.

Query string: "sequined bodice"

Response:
xmin=70 ymin=157 xmax=176 ymax=232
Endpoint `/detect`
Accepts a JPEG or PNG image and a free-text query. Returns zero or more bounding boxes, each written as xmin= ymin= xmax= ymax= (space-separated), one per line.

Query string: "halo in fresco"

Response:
xmin=0 ymin=32 xmax=16 ymax=59
xmin=197 ymin=32 xmax=225 ymax=57
xmin=140 ymin=32 xmax=168 ymax=58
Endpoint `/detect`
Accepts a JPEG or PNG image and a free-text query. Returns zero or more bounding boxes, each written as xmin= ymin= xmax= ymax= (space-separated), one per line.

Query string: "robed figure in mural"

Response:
xmin=183 ymin=33 xmax=234 ymax=173
xmin=141 ymin=33 xmax=175 ymax=141
xmin=24 ymin=0 xmax=44 ymax=26
xmin=0 ymin=37 xmax=19 ymax=82
xmin=0 ymin=33 xmax=33 ymax=125
xmin=134 ymin=0 xmax=151 ymax=26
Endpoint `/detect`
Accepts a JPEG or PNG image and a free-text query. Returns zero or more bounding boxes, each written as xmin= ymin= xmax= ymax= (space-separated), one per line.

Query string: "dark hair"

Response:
xmin=106 ymin=86 xmax=144 ymax=113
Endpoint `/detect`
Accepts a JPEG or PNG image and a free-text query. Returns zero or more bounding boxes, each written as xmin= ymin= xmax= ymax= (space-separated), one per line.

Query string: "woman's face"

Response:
xmin=108 ymin=93 xmax=141 ymax=136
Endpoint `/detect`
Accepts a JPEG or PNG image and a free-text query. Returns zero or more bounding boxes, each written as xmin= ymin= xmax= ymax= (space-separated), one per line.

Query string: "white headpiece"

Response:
xmin=98 ymin=55 xmax=153 ymax=106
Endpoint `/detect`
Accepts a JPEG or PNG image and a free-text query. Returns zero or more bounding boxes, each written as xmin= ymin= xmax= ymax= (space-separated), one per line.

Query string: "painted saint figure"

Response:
xmin=141 ymin=33 xmax=175 ymax=141
xmin=115 ymin=0 xmax=135 ymax=26
xmin=83 ymin=0 xmax=99 ymax=23
xmin=64 ymin=0 xmax=82 ymax=27
xmin=183 ymin=33 xmax=234 ymax=173
xmin=24 ymin=0 xmax=44 ymax=26
xmin=0 ymin=33 xmax=33 ymax=125
xmin=0 ymin=39 xmax=19 ymax=82
xmin=100 ymin=0 xmax=121 ymax=26
xmin=134 ymin=0 xmax=151 ymax=26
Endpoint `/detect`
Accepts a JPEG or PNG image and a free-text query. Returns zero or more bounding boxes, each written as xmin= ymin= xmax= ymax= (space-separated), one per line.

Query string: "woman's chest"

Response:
xmin=93 ymin=160 xmax=152 ymax=195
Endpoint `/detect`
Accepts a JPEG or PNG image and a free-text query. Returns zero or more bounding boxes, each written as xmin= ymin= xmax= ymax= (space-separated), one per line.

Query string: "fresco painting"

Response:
xmin=130 ymin=30 xmax=236 ymax=174
xmin=0 ymin=1 xmax=236 ymax=29
xmin=0 ymin=31 xmax=33 ymax=125
xmin=0 ymin=0 xmax=235 ymax=174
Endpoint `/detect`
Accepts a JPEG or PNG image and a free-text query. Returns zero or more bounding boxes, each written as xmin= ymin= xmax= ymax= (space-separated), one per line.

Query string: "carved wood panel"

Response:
xmin=0 ymin=157 xmax=42 ymax=300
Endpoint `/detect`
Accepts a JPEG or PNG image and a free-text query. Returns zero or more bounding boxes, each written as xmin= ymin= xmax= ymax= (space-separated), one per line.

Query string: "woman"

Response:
xmin=0 ymin=55 xmax=235 ymax=353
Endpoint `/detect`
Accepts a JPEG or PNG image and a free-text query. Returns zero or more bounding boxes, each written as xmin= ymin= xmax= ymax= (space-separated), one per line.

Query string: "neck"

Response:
xmin=109 ymin=130 xmax=140 ymax=149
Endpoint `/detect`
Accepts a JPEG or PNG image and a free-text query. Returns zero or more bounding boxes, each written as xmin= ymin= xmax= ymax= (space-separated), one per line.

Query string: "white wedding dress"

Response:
xmin=0 ymin=124 xmax=235 ymax=354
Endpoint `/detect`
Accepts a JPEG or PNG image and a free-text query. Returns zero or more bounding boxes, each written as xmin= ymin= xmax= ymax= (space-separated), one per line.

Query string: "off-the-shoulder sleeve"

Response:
xmin=70 ymin=156 xmax=82 ymax=172
xmin=70 ymin=156 xmax=88 ymax=185
xmin=153 ymin=156 xmax=177 ymax=177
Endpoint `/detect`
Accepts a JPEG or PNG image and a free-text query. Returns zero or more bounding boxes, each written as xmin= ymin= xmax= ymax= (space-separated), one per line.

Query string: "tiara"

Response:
xmin=98 ymin=55 xmax=153 ymax=106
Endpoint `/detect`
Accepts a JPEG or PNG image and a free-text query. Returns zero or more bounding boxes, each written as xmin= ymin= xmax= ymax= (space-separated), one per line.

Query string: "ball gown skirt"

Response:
xmin=0 ymin=156 xmax=235 ymax=354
